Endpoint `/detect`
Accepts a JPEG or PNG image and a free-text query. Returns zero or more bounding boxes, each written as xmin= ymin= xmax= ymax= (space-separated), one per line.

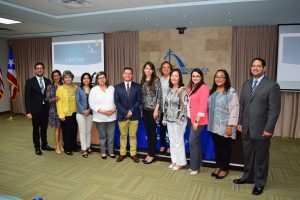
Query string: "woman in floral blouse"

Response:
xmin=208 ymin=69 xmax=239 ymax=179
xmin=163 ymin=69 xmax=188 ymax=171
xmin=141 ymin=61 xmax=162 ymax=164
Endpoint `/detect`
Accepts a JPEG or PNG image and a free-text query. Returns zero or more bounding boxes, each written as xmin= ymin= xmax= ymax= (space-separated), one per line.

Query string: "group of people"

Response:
xmin=25 ymin=57 xmax=281 ymax=195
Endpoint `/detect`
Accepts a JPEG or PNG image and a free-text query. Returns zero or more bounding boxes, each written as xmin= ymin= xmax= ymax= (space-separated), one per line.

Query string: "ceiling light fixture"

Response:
xmin=0 ymin=17 xmax=22 ymax=24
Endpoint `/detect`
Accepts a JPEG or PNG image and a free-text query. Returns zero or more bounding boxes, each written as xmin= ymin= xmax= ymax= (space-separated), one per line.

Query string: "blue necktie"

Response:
xmin=39 ymin=78 xmax=44 ymax=94
xmin=252 ymin=80 xmax=258 ymax=95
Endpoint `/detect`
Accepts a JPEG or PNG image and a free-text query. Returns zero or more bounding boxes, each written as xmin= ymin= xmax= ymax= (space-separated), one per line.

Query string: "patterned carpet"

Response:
xmin=0 ymin=113 xmax=299 ymax=200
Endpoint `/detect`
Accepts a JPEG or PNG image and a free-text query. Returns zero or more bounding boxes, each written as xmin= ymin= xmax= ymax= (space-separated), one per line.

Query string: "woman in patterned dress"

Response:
xmin=45 ymin=70 xmax=63 ymax=154
xmin=141 ymin=61 xmax=163 ymax=164
xmin=208 ymin=69 xmax=239 ymax=179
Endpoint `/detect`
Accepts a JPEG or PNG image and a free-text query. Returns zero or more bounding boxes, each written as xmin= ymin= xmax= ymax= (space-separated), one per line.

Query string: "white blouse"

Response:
xmin=89 ymin=85 xmax=117 ymax=122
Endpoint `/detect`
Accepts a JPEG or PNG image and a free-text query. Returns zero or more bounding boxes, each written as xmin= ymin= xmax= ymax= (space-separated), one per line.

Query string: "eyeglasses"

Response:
xmin=251 ymin=65 xmax=263 ymax=68
xmin=215 ymin=76 xmax=226 ymax=79
xmin=98 ymin=77 xmax=106 ymax=80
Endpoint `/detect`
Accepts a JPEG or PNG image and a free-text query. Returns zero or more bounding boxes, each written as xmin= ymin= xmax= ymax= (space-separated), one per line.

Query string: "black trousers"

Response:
xmin=210 ymin=132 xmax=232 ymax=171
xmin=32 ymin=104 xmax=49 ymax=149
xmin=159 ymin=112 xmax=168 ymax=148
xmin=142 ymin=109 xmax=157 ymax=157
xmin=61 ymin=113 xmax=78 ymax=152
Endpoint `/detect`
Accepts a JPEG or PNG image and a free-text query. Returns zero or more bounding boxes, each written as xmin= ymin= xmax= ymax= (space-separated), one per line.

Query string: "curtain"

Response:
xmin=231 ymin=26 xmax=299 ymax=138
xmin=104 ymin=31 xmax=139 ymax=85
xmin=9 ymin=38 xmax=52 ymax=114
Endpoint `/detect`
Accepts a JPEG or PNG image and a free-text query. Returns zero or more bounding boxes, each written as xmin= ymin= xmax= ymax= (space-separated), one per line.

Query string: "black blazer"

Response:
xmin=114 ymin=81 xmax=142 ymax=121
xmin=25 ymin=76 xmax=51 ymax=115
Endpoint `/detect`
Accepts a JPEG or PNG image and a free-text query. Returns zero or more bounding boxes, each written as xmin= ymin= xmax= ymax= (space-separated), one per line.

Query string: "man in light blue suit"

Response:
xmin=114 ymin=67 xmax=141 ymax=163
xmin=234 ymin=58 xmax=281 ymax=195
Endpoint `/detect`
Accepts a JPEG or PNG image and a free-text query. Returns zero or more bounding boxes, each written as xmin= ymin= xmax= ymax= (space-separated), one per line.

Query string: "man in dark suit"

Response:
xmin=233 ymin=58 xmax=281 ymax=195
xmin=114 ymin=67 xmax=142 ymax=163
xmin=25 ymin=62 xmax=54 ymax=155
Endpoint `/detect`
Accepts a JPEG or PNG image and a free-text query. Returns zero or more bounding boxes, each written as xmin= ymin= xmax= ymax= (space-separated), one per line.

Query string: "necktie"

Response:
xmin=252 ymin=80 xmax=258 ymax=94
xmin=126 ymin=83 xmax=130 ymax=96
xmin=40 ymin=78 xmax=44 ymax=94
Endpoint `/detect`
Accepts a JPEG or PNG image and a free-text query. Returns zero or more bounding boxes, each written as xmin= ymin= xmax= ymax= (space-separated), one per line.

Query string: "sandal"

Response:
xmin=82 ymin=151 xmax=88 ymax=158
xmin=87 ymin=147 xmax=92 ymax=154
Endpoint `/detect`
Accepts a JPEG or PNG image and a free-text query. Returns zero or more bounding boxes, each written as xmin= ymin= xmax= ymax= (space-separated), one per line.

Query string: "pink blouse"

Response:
xmin=188 ymin=84 xmax=209 ymax=125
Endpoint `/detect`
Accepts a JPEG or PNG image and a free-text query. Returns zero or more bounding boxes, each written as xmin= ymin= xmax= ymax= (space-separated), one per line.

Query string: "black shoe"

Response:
xmin=65 ymin=151 xmax=73 ymax=155
xmin=252 ymin=185 xmax=264 ymax=195
xmin=108 ymin=154 xmax=116 ymax=159
xmin=233 ymin=178 xmax=254 ymax=184
xmin=143 ymin=157 xmax=156 ymax=164
xmin=41 ymin=145 xmax=55 ymax=151
xmin=35 ymin=148 xmax=42 ymax=155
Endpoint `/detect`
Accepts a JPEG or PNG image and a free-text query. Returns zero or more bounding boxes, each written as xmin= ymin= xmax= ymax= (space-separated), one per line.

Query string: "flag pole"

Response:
xmin=7 ymin=86 xmax=14 ymax=121
xmin=7 ymin=43 xmax=14 ymax=121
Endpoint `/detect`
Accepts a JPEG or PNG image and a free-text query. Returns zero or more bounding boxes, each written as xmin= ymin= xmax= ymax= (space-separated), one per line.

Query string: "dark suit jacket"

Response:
xmin=238 ymin=76 xmax=281 ymax=140
xmin=25 ymin=76 xmax=51 ymax=115
xmin=114 ymin=81 xmax=142 ymax=121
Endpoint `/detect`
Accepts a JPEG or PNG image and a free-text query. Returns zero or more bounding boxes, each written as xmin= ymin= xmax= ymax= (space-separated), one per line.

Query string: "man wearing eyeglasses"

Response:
xmin=233 ymin=58 xmax=281 ymax=195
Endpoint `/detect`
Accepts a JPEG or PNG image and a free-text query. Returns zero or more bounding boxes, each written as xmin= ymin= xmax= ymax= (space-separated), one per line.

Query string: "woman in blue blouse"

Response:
xmin=76 ymin=73 xmax=93 ymax=158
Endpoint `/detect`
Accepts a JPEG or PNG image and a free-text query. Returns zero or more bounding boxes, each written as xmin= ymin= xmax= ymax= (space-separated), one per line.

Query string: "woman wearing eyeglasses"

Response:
xmin=187 ymin=68 xmax=209 ymax=175
xmin=208 ymin=69 xmax=239 ymax=179
xmin=89 ymin=72 xmax=117 ymax=159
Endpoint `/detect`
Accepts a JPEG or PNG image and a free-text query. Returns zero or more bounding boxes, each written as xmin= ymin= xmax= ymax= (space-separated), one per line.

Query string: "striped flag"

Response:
xmin=7 ymin=46 xmax=18 ymax=101
xmin=0 ymin=67 xmax=4 ymax=100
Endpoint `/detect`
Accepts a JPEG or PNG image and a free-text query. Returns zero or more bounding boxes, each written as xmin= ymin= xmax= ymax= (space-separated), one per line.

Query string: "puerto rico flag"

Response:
xmin=7 ymin=46 xmax=18 ymax=101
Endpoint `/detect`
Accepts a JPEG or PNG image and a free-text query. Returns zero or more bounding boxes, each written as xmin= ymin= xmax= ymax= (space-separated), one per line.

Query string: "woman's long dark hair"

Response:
xmin=188 ymin=68 xmax=205 ymax=96
xmin=140 ymin=61 xmax=157 ymax=89
xmin=210 ymin=69 xmax=231 ymax=95
xmin=80 ymin=72 xmax=92 ymax=89
xmin=169 ymin=69 xmax=184 ymax=88
xmin=51 ymin=70 xmax=62 ymax=85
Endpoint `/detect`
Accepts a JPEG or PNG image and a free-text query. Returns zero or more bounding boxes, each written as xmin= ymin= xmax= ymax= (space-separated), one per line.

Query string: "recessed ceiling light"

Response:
xmin=189 ymin=21 xmax=193 ymax=24
xmin=156 ymin=24 xmax=159 ymax=27
xmin=227 ymin=11 xmax=231 ymax=15
xmin=0 ymin=17 xmax=22 ymax=24
xmin=182 ymin=14 xmax=186 ymax=18
xmin=144 ymin=17 xmax=148 ymax=20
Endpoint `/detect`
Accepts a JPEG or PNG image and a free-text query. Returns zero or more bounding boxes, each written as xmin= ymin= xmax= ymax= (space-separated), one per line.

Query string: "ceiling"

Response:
xmin=0 ymin=0 xmax=299 ymax=39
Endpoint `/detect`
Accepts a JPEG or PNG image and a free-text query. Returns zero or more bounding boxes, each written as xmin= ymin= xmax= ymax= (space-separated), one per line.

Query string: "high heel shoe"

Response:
xmin=60 ymin=145 xmax=64 ymax=152
xmin=215 ymin=171 xmax=228 ymax=179
xmin=168 ymin=163 xmax=176 ymax=169
xmin=172 ymin=165 xmax=182 ymax=171
xmin=55 ymin=147 xmax=61 ymax=154
xmin=143 ymin=157 xmax=156 ymax=164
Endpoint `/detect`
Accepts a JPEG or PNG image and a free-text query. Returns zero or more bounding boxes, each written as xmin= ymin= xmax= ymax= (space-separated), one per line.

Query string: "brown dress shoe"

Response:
xmin=117 ymin=155 xmax=126 ymax=162
xmin=131 ymin=155 xmax=139 ymax=163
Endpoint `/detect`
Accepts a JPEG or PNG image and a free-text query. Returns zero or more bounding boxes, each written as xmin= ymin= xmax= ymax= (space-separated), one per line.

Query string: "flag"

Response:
xmin=0 ymin=67 xmax=4 ymax=100
xmin=7 ymin=46 xmax=18 ymax=101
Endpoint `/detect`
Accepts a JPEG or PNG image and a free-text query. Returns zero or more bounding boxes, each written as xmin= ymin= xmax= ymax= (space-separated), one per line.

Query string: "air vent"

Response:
xmin=49 ymin=0 xmax=92 ymax=8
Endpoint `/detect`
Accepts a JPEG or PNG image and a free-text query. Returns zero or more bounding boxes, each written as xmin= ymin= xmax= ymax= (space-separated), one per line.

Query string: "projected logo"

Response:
xmin=54 ymin=42 xmax=102 ymax=65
